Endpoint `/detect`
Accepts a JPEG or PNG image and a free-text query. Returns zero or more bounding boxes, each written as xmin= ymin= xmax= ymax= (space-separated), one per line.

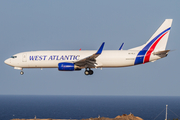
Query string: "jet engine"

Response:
xmin=58 ymin=62 xmax=81 ymax=71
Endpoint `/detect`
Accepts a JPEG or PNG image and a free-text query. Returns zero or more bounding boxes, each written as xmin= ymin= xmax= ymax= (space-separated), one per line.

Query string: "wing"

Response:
xmin=74 ymin=42 xmax=105 ymax=68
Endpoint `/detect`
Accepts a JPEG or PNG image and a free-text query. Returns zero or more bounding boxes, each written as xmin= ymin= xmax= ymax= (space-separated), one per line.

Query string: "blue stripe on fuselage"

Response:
xmin=134 ymin=50 xmax=147 ymax=65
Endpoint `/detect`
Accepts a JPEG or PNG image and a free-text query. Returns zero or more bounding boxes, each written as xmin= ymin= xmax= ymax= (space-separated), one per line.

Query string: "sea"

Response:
xmin=0 ymin=95 xmax=180 ymax=120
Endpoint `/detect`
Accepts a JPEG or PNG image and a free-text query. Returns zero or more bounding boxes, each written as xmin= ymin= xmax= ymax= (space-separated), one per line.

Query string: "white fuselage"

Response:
xmin=4 ymin=50 xmax=162 ymax=69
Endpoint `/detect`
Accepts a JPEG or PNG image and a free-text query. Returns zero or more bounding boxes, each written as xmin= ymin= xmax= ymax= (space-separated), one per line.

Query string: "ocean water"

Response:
xmin=0 ymin=96 xmax=180 ymax=120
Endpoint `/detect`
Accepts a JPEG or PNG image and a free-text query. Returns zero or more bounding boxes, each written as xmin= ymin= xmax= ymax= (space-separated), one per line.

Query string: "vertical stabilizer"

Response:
xmin=133 ymin=19 xmax=173 ymax=65
xmin=130 ymin=19 xmax=173 ymax=51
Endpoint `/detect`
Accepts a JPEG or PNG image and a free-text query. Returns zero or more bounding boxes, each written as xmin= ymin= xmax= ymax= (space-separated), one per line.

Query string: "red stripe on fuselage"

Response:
xmin=144 ymin=31 xmax=168 ymax=63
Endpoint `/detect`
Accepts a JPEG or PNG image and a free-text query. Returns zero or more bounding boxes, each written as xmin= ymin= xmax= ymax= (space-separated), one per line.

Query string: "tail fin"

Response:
xmin=130 ymin=19 xmax=173 ymax=51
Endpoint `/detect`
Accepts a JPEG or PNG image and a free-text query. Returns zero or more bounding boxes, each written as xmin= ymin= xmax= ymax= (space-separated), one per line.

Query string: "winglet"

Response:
xmin=96 ymin=42 xmax=105 ymax=54
xmin=119 ymin=43 xmax=124 ymax=50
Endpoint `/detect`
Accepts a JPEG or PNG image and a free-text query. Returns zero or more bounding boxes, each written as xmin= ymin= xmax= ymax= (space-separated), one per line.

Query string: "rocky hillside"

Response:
xmin=11 ymin=113 xmax=143 ymax=120
xmin=82 ymin=113 xmax=143 ymax=120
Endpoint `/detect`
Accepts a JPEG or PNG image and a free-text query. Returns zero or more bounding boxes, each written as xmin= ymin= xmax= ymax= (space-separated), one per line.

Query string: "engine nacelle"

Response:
xmin=58 ymin=62 xmax=81 ymax=71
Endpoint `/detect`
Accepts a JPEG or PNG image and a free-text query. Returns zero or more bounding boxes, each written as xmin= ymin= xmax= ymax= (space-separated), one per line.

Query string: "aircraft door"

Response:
xmin=22 ymin=54 xmax=27 ymax=62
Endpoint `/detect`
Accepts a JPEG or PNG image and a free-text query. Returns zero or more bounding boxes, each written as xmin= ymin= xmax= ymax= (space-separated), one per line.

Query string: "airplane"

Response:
xmin=4 ymin=19 xmax=173 ymax=75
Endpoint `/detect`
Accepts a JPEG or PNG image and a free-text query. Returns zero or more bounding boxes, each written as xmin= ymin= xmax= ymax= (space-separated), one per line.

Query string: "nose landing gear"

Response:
xmin=84 ymin=68 xmax=94 ymax=75
xmin=20 ymin=70 xmax=24 ymax=75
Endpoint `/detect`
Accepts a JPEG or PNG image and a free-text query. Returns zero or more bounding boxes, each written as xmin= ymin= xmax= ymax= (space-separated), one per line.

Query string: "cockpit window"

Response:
xmin=11 ymin=56 xmax=17 ymax=58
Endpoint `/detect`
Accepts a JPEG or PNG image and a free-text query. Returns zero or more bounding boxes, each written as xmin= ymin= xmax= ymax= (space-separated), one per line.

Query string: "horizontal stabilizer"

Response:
xmin=153 ymin=50 xmax=170 ymax=55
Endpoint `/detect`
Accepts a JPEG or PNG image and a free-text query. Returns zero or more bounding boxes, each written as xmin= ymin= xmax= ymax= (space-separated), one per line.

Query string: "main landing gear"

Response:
xmin=84 ymin=68 xmax=93 ymax=75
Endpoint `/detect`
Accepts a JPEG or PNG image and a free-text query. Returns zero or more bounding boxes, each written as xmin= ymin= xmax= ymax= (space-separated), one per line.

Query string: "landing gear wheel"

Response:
xmin=84 ymin=70 xmax=89 ymax=75
xmin=89 ymin=70 xmax=93 ymax=75
xmin=20 ymin=71 xmax=24 ymax=75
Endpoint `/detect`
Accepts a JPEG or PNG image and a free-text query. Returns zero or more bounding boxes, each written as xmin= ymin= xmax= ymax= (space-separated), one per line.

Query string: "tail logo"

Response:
xmin=134 ymin=27 xmax=171 ymax=65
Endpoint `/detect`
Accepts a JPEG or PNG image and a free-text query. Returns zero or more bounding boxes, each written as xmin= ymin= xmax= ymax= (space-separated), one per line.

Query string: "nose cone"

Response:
xmin=4 ymin=58 xmax=10 ymax=65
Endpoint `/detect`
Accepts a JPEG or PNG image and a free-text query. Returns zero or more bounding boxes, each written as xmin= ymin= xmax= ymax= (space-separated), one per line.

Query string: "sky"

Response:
xmin=0 ymin=0 xmax=180 ymax=96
